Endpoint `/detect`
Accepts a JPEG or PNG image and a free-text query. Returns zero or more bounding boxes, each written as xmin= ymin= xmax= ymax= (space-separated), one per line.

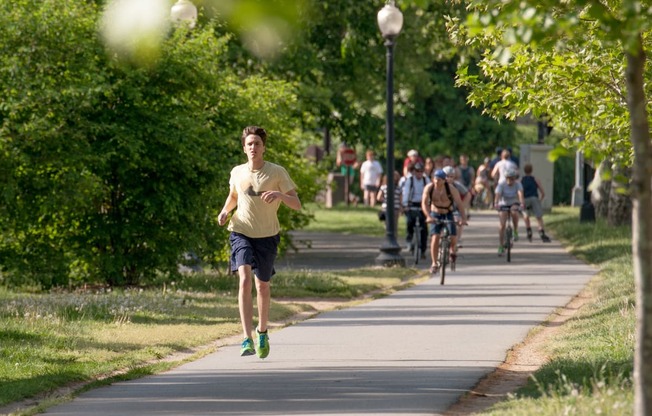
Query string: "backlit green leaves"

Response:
xmin=451 ymin=0 xmax=651 ymax=164
xmin=0 ymin=0 xmax=313 ymax=288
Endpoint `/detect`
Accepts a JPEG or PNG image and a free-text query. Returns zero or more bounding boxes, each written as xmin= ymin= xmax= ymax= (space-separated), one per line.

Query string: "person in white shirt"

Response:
xmin=493 ymin=167 xmax=525 ymax=256
xmin=359 ymin=150 xmax=383 ymax=207
xmin=491 ymin=149 xmax=519 ymax=186
xmin=401 ymin=162 xmax=430 ymax=258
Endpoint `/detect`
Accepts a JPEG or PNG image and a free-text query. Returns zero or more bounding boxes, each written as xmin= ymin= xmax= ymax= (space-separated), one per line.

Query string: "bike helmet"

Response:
xmin=413 ymin=162 xmax=424 ymax=172
xmin=434 ymin=169 xmax=446 ymax=180
xmin=442 ymin=166 xmax=456 ymax=176
xmin=505 ymin=168 xmax=518 ymax=178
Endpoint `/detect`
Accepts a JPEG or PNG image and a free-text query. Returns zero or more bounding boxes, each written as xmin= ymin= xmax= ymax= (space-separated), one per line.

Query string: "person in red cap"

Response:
xmin=402 ymin=149 xmax=424 ymax=177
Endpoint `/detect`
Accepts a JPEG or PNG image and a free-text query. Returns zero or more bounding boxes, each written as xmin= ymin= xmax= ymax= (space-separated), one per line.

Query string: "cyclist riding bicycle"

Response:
xmin=494 ymin=168 xmax=525 ymax=256
xmin=423 ymin=169 xmax=467 ymax=274
xmin=401 ymin=162 xmax=430 ymax=259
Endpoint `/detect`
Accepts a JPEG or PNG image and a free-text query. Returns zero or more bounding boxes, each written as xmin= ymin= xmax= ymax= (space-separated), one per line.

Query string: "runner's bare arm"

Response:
xmin=218 ymin=189 xmax=238 ymax=226
xmin=261 ymin=189 xmax=302 ymax=211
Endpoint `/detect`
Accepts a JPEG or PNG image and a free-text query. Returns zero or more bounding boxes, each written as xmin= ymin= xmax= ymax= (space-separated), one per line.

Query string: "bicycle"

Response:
xmin=407 ymin=206 xmax=425 ymax=265
xmin=431 ymin=218 xmax=456 ymax=285
xmin=498 ymin=205 xmax=520 ymax=262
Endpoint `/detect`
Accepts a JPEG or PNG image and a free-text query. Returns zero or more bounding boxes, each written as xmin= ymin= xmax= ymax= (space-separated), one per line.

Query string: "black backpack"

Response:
xmin=428 ymin=181 xmax=454 ymax=211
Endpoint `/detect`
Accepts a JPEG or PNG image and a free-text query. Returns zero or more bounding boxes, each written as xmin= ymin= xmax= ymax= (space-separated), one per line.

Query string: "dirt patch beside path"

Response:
xmin=443 ymin=290 xmax=591 ymax=415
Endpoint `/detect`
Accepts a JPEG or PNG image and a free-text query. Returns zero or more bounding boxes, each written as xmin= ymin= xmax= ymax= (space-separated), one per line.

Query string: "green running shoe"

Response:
xmin=256 ymin=328 xmax=270 ymax=359
xmin=498 ymin=246 xmax=505 ymax=256
xmin=513 ymin=230 xmax=519 ymax=241
xmin=240 ymin=337 xmax=255 ymax=356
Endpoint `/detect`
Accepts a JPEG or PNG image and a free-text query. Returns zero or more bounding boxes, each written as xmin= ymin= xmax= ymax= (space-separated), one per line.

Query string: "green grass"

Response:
xmin=0 ymin=286 xmax=242 ymax=407
xmin=481 ymin=207 xmax=634 ymax=415
xmin=273 ymin=267 xmax=417 ymax=298
xmin=303 ymin=203 xmax=400 ymax=237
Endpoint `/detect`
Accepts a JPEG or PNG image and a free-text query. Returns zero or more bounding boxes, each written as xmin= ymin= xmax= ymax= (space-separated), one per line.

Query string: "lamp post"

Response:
xmin=376 ymin=1 xmax=405 ymax=267
xmin=170 ymin=0 xmax=197 ymax=28
xmin=572 ymin=136 xmax=584 ymax=207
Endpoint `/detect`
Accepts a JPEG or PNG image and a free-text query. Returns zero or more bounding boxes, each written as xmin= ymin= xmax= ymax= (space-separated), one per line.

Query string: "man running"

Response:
xmin=218 ymin=126 xmax=302 ymax=359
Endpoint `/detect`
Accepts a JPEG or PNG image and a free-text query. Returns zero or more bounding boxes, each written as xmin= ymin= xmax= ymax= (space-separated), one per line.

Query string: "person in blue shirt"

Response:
xmin=521 ymin=163 xmax=551 ymax=242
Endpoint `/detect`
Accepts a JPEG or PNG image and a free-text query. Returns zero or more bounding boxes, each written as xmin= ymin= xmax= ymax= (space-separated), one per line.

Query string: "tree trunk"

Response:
xmin=625 ymin=35 xmax=652 ymax=416
xmin=591 ymin=160 xmax=611 ymax=219
xmin=607 ymin=164 xmax=632 ymax=227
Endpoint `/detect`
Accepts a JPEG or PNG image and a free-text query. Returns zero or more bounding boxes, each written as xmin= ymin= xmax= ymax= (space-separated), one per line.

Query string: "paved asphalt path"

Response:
xmin=43 ymin=211 xmax=595 ymax=416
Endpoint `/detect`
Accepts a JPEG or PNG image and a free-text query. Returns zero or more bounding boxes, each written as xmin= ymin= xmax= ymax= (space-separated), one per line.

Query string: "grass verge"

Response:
xmin=303 ymin=203 xmax=402 ymax=237
xmin=481 ymin=206 xmax=634 ymax=415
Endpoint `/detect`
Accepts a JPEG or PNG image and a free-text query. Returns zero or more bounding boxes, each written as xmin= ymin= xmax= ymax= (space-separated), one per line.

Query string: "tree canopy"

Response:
xmin=0 ymin=0 xmax=528 ymax=289
xmin=212 ymin=0 xmax=518 ymax=162
xmin=0 ymin=0 xmax=318 ymax=287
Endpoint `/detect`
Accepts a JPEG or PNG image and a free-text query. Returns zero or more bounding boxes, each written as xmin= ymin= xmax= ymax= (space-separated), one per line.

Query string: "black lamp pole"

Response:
xmin=376 ymin=3 xmax=405 ymax=267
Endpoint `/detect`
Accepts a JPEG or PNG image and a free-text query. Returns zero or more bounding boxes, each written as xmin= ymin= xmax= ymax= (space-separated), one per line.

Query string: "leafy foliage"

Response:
xmin=214 ymin=0 xmax=517 ymax=164
xmin=393 ymin=3 xmax=517 ymax=160
xmin=448 ymin=0 xmax=652 ymax=166
xmin=0 ymin=0 xmax=317 ymax=288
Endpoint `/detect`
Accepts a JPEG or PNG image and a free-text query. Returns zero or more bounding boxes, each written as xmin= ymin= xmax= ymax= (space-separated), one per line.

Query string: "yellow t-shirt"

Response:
xmin=227 ymin=161 xmax=297 ymax=238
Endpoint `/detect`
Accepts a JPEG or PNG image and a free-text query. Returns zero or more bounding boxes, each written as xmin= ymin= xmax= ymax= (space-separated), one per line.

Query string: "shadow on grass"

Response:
xmin=0 ymin=371 xmax=87 ymax=406
xmin=0 ymin=329 xmax=42 ymax=343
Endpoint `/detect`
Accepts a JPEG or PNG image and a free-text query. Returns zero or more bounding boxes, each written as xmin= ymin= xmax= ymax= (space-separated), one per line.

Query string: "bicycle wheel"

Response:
xmin=451 ymin=250 xmax=456 ymax=271
xmin=439 ymin=238 xmax=449 ymax=285
xmin=505 ymin=226 xmax=512 ymax=263
xmin=413 ymin=221 xmax=421 ymax=265
xmin=477 ymin=188 xmax=489 ymax=209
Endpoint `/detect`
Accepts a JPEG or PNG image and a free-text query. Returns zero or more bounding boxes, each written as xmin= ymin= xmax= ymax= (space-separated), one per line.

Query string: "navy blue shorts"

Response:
xmin=429 ymin=212 xmax=457 ymax=236
xmin=229 ymin=232 xmax=280 ymax=282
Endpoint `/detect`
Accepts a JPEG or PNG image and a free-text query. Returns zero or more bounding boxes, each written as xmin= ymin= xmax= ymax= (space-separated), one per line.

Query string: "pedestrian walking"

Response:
xmin=359 ymin=150 xmax=383 ymax=207
xmin=218 ymin=126 xmax=302 ymax=359
xmin=457 ymin=154 xmax=475 ymax=190
xmin=521 ymin=163 xmax=552 ymax=242
xmin=377 ymin=170 xmax=402 ymax=235
xmin=491 ymin=148 xmax=519 ymax=185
